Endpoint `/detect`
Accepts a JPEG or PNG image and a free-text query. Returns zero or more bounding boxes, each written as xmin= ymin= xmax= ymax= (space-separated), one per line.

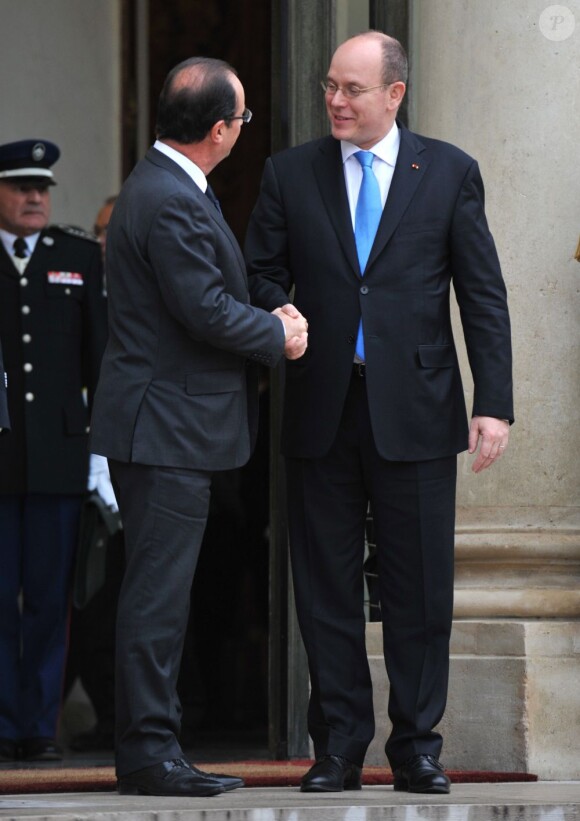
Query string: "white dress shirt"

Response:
xmin=0 ymin=229 xmax=40 ymax=275
xmin=340 ymin=124 xmax=401 ymax=227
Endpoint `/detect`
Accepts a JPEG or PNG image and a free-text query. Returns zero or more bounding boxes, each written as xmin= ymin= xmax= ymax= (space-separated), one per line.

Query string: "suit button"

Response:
xmin=25 ymin=392 xmax=35 ymax=402
xmin=20 ymin=277 xmax=28 ymax=287
xmin=360 ymin=285 xmax=369 ymax=295
xmin=22 ymin=305 xmax=30 ymax=314
xmin=347 ymin=335 xmax=355 ymax=344
xmin=23 ymin=363 xmax=33 ymax=373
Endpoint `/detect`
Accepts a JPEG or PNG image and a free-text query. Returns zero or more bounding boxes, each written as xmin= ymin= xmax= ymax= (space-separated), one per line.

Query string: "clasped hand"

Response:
xmin=272 ymin=304 xmax=308 ymax=360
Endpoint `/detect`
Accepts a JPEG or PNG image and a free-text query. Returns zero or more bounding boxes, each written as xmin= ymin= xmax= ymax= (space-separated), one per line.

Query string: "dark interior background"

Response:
xmin=121 ymin=0 xmax=275 ymax=753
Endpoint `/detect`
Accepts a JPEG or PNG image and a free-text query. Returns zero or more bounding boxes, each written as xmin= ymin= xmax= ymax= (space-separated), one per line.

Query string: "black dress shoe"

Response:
xmin=190 ymin=764 xmax=244 ymax=791
xmin=300 ymin=755 xmax=362 ymax=792
xmin=20 ymin=738 xmax=63 ymax=761
xmin=118 ymin=758 xmax=225 ymax=796
xmin=393 ymin=754 xmax=450 ymax=794
xmin=0 ymin=738 xmax=19 ymax=762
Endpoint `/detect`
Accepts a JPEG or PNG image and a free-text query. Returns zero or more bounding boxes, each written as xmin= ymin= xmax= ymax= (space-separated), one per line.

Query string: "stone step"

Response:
xmin=1 ymin=782 xmax=579 ymax=821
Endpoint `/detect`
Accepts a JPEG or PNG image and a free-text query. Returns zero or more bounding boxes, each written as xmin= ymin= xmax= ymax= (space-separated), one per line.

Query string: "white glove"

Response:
xmin=87 ymin=453 xmax=119 ymax=512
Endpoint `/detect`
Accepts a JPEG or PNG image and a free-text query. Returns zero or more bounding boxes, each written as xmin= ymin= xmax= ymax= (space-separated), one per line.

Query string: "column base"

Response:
xmin=366 ymin=619 xmax=580 ymax=780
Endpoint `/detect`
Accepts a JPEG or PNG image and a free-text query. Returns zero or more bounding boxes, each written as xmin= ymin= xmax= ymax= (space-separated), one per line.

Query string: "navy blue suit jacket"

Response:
xmin=246 ymin=124 xmax=513 ymax=461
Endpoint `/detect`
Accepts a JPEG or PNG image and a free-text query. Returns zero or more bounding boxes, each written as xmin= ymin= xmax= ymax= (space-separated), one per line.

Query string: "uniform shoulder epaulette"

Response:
xmin=50 ymin=223 xmax=100 ymax=244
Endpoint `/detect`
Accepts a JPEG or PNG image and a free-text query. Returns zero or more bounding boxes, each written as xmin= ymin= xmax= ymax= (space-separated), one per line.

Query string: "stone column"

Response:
xmin=366 ymin=0 xmax=580 ymax=779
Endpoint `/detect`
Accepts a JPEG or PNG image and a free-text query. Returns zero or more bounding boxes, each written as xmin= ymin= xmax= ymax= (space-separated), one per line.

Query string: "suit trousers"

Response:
xmin=108 ymin=459 xmax=212 ymax=777
xmin=0 ymin=493 xmax=82 ymax=740
xmin=285 ymin=373 xmax=457 ymax=769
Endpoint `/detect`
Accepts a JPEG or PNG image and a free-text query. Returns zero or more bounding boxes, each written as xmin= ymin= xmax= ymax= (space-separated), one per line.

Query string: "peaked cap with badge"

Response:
xmin=0 ymin=139 xmax=60 ymax=185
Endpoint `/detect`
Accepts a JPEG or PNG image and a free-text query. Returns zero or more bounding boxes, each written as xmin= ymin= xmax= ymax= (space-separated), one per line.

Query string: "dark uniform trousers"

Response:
xmin=0 ymin=225 xmax=106 ymax=741
xmin=285 ymin=372 xmax=457 ymax=769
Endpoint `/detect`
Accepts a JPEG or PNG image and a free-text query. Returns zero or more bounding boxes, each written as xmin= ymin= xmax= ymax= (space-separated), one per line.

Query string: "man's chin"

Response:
xmin=20 ymin=219 xmax=48 ymax=233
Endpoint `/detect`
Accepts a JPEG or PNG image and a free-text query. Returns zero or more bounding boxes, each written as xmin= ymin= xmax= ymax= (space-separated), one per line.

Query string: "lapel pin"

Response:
xmin=411 ymin=163 xmax=420 ymax=170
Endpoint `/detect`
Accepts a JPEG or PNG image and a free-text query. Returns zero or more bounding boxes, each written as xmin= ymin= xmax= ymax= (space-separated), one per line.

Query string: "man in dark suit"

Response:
xmin=89 ymin=56 xmax=307 ymax=797
xmin=245 ymin=32 xmax=513 ymax=794
xmin=0 ymin=139 xmax=107 ymax=762
xmin=0 ymin=340 xmax=9 ymax=433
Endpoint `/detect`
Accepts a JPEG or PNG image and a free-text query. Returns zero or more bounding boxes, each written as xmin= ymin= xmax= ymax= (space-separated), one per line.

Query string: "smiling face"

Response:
xmin=325 ymin=35 xmax=405 ymax=150
xmin=0 ymin=180 xmax=51 ymax=236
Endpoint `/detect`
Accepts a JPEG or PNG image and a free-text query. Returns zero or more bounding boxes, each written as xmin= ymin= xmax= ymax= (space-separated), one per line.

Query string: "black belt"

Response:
xmin=352 ymin=363 xmax=366 ymax=378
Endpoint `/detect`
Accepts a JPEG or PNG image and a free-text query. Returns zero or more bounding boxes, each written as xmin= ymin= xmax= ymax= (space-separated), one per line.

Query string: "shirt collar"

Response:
xmin=0 ymin=229 xmax=40 ymax=258
xmin=340 ymin=123 xmax=401 ymax=167
xmin=153 ymin=140 xmax=207 ymax=192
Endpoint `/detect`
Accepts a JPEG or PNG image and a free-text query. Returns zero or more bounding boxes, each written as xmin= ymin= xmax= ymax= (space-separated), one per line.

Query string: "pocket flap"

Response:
xmin=186 ymin=370 xmax=242 ymax=395
xmin=417 ymin=344 xmax=456 ymax=368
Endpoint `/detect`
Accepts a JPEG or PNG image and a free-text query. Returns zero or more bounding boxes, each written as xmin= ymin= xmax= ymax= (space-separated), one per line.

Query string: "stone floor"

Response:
xmin=0 ymin=782 xmax=579 ymax=821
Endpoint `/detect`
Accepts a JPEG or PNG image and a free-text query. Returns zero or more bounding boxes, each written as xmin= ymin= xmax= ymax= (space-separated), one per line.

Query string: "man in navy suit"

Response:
xmin=89 ymin=57 xmax=307 ymax=797
xmin=246 ymin=32 xmax=513 ymax=794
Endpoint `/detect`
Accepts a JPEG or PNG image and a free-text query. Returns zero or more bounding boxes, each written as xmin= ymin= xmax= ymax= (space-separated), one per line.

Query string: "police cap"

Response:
xmin=0 ymin=139 xmax=60 ymax=185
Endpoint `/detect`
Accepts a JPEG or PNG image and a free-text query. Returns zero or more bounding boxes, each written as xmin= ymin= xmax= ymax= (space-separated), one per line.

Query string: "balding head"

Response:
xmin=156 ymin=57 xmax=239 ymax=144
xmin=341 ymin=31 xmax=408 ymax=85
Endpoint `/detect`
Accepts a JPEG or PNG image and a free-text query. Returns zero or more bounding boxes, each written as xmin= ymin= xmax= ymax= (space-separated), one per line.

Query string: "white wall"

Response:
xmin=0 ymin=0 xmax=122 ymax=231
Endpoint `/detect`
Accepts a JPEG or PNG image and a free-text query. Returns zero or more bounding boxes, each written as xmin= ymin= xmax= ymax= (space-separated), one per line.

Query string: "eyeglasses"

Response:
xmin=229 ymin=108 xmax=253 ymax=123
xmin=321 ymin=80 xmax=389 ymax=99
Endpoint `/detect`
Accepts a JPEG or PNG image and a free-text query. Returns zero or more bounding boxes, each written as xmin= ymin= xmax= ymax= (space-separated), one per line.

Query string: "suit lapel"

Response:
xmin=312 ymin=129 xmax=429 ymax=279
xmin=312 ymin=138 xmax=360 ymax=278
xmin=366 ymin=125 xmax=429 ymax=270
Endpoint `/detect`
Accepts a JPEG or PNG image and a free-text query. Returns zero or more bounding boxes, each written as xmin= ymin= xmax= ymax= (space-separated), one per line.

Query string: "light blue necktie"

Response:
xmin=354 ymin=150 xmax=382 ymax=362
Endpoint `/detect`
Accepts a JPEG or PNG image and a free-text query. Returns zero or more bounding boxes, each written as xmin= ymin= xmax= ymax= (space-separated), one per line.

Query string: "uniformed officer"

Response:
xmin=0 ymin=139 xmax=108 ymax=762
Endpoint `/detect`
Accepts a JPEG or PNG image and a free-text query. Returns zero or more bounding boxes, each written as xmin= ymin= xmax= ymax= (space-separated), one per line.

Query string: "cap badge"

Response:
xmin=32 ymin=143 xmax=46 ymax=162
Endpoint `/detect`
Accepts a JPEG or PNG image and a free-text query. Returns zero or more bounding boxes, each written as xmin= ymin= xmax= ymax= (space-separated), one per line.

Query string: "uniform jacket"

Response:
xmin=0 ymin=225 xmax=107 ymax=493
xmin=245 ymin=125 xmax=514 ymax=461
xmin=89 ymin=146 xmax=285 ymax=472
xmin=0 ymin=339 xmax=9 ymax=431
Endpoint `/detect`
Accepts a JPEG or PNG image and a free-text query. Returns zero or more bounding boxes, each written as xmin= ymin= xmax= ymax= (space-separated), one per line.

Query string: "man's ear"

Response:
xmin=210 ymin=120 xmax=226 ymax=144
xmin=387 ymin=81 xmax=406 ymax=111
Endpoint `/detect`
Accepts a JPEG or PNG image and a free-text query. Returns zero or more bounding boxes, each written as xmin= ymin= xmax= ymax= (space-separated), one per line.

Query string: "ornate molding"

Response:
xmin=454 ymin=507 xmax=580 ymax=618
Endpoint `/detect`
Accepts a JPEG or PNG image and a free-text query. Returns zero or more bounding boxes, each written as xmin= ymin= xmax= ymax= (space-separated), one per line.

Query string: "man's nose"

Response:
xmin=331 ymin=88 xmax=348 ymax=104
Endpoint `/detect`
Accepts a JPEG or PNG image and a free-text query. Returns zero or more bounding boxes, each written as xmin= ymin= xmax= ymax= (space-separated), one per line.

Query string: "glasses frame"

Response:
xmin=320 ymin=80 xmax=390 ymax=99
xmin=229 ymin=108 xmax=253 ymax=124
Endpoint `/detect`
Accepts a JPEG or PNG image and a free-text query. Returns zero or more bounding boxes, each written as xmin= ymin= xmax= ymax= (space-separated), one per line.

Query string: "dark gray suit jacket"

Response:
xmin=246 ymin=125 xmax=513 ymax=462
xmin=90 ymin=146 xmax=285 ymax=471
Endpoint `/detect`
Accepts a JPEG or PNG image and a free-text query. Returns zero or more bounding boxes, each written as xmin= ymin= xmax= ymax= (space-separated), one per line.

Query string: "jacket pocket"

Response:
xmin=417 ymin=344 xmax=456 ymax=368
xmin=186 ymin=370 xmax=242 ymax=395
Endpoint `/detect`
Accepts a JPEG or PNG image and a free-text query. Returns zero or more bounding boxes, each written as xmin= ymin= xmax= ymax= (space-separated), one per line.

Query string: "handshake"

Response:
xmin=272 ymin=303 xmax=309 ymax=360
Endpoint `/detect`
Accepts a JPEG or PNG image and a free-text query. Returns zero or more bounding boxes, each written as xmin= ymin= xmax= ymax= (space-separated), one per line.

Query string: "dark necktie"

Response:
xmin=353 ymin=150 xmax=382 ymax=361
xmin=13 ymin=237 xmax=28 ymax=258
xmin=205 ymin=184 xmax=222 ymax=215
